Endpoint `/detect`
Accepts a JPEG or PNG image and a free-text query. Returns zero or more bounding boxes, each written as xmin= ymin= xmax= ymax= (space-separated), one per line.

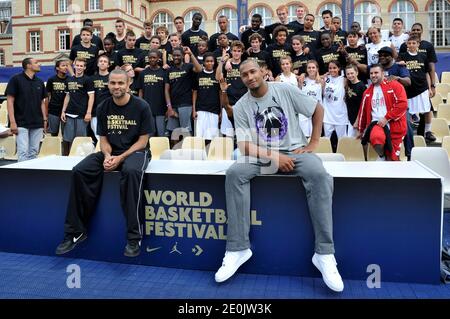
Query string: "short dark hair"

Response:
xmin=412 ymin=23 xmax=423 ymax=30
xmin=347 ymin=31 xmax=360 ymax=38
xmin=203 ymin=52 xmax=215 ymax=61
xmin=97 ymin=54 xmax=110 ymax=63
xmin=273 ymin=25 xmax=288 ymax=39
xmin=83 ymin=18 xmax=93 ymax=26
xmin=125 ymin=30 xmax=136 ymax=38
xmin=252 ymin=13 xmax=262 ymax=21
xmin=393 ymin=17 xmax=403 ymax=24
xmin=174 ymin=16 xmax=184 ymax=23
xmin=193 ymin=12 xmax=202 ymax=19
xmin=407 ymin=35 xmax=420 ymax=42
xmin=55 ymin=59 xmax=69 ymax=70
xmin=80 ymin=27 xmax=93 ymax=35
xmin=370 ymin=63 xmax=384 ymax=71
xmin=148 ymin=49 xmax=161 ymax=58
xmin=115 ymin=19 xmax=125 ymax=25
xmin=22 ymin=57 xmax=33 ymax=70
xmin=322 ymin=10 xmax=333 ymax=17
xmin=305 ymin=13 xmax=315 ymax=20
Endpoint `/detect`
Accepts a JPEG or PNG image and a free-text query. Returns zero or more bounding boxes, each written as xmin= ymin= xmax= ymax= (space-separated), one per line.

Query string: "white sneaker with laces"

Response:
xmin=215 ymin=248 xmax=253 ymax=283
xmin=376 ymin=155 xmax=385 ymax=161
xmin=312 ymin=253 xmax=344 ymax=292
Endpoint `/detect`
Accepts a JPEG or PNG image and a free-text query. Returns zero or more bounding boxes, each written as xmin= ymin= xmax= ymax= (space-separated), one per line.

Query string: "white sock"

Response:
xmin=425 ymin=123 xmax=432 ymax=132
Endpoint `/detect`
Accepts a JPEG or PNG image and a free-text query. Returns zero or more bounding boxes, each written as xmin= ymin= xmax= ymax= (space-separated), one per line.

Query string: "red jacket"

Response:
xmin=357 ymin=79 xmax=408 ymax=139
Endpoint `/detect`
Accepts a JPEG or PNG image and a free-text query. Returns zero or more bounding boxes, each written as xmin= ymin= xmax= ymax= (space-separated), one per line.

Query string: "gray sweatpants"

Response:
xmin=225 ymin=152 xmax=335 ymax=254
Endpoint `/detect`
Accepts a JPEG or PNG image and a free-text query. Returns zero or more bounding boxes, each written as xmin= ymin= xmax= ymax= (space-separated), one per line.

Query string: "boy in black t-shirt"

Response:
xmin=46 ymin=59 xmax=69 ymax=136
xmin=216 ymin=40 xmax=247 ymax=137
xmin=165 ymin=46 xmax=202 ymax=139
xmin=91 ymin=55 xmax=111 ymax=140
xmin=137 ymin=49 xmax=169 ymax=137
xmin=213 ymin=33 xmax=232 ymax=67
xmin=56 ymin=69 xmax=155 ymax=258
xmin=181 ymin=13 xmax=208 ymax=55
xmin=116 ymin=30 xmax=143 ymax=73
xmin=316 ymin=32 xmax=346 ymax=75
xmin=135 ymin=20 xmax=153 ymax=51
xmin=61 ymin=57 xmax=95 ymax=155
xmin=69 ymin=27 xmax=100 ymax=76
xmin=193 ymin=53 xmax=221 ymax=142
xmin=243 ymin=33 xmax=271 ymax=78
xmin=265 ymin=26 xmax=292 ymax=78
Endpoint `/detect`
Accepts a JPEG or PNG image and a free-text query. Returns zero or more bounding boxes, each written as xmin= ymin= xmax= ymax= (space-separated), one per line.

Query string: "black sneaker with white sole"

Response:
xmin=124 ymin=240 xmax=141 ymax=257
xmin=425 ymin=131 xmax=437 ymax=143
xmin=55 ymin=233 xmax=87 ymax=255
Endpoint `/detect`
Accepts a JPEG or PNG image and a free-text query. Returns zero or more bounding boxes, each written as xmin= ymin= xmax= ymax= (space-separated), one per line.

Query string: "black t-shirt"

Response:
xmin=116 ymin=48 xmax=143 ymax=68
xmin=243 ymin=50 xmax=271 ymax=68
xmin=116 ymin=39 xmax=126 ymax=51
xmin=264 ymin=23 xmax=301 ymax=44
xmin=345 ymin=46 xmax=368 ymax=82
xmin=136 ymin=67 xmax=168 ymax=116
xmin=71 ymin=34 xmax=104 ymax=51
xmin=208 ymin=32 xmax=239 ymax=52
xmin=213 ymin=47 xmax=231 ymax=68
xmin=129 ymin=81 xmax=140 ymax=96
xmin=297 ymin=30 xmax=321 ymax=52
xmin=193 ymin=70 xmax=220 ymax=114
xmin=97 ymin=95 xmax=155 ymax=156
xmin=167 ymin=63 xmax=195 ymax=106
xmin=346 ymin=81 xmax=366 ymax=124
xmin=400 ymin=40 xmax=437 ymax=63
xmin=65 ymin=75 xmax=95 ymax=116
xmin=240 ymin=28 xmax=268 ymax=50
xmin=223 ymin=62 xmax=247 ymax=106
xmin=69 ymin=44 xmax=100 ymax=76
xmin=105 ymin=50 xmax=118 ymax=72
xmin=399 ymin=51 xmax=430 ymax=98
xmin=316 ymin=46 xmax=346 ymax=75
xmin=91 ymin=73 xmax=111 ymax=117
xmin=46 ymin=75 xmax=67 ymax=117
xmin=289 ymin=21 xmax=304 ymax=31
xmin=292 ymin=53 xmax=312 ymax=75
xmin=181 ymin=29 xmax=209 ymax=55
xmin=265 ymin=43 xmax=292 ymax=77
xmin=5 ymin=72 xmax=47 ymax=129
xmin=135 ymin=36 xmax=151 ymax=51
xmin=334 ymin=29 xmax=348 ymax=45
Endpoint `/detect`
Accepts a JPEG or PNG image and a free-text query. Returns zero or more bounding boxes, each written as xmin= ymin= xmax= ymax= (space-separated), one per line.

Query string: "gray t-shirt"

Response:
xmin=234 ymin=82 xmax=317 ymax=152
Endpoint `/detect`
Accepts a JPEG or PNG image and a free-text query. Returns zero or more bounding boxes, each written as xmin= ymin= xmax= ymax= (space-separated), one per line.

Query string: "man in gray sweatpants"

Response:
xmin=215 ymin=59 xmax=344 ymax=292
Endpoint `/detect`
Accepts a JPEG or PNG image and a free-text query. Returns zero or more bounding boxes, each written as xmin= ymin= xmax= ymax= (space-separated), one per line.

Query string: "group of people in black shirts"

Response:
xmin=42 ymin=5 xmax=439 ymax=158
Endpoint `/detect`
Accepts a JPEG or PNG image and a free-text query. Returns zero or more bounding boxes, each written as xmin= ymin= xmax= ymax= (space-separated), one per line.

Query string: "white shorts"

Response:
xmin=195 ymin=111 xmax=219 ymax=140
xmin=323 ymin=123 xmax=348 ymax=138
xmin=220 ymin=108 xmax=234 ymax=137
xmin=408 ymin=90 xmax=431 ymax=114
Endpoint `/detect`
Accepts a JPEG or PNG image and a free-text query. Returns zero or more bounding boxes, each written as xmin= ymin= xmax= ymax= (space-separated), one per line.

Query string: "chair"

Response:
xmin=436 ymin=83 xmax=450 ymax=99
xmin=441 ymin=71 xmax=450 ymax=84
xmin=336 ymin=137 xmax=365 ymax=161
xmin=431 ymin=118 xmax=450 ymax=143
xmin=316 ymin=153 xmax=345 ymax=161
xmin=149 ymin=137 xmax=170 ymax=160
xmin=313 ymin=137 xmax=333 ymax=153
xmin=437 ymin=103 xmax=450 ymax=125
xmin=442 ymin=136 xmax=450 ymax=158
xmin=0 ymin=108 xmax=7 ymax=126
xmin=435 ymin=72 xmax=440 ymax=84
xmin=95 ymin=141 xmax=101 ymax=152
xmin=160 ymin=149 xmax=207 ymax=160
xmin=413 ymin=135 xmax=427 ymax=147
xmin=68 ymin=137 xmax=94 ymax=157
xmin=411 ymin=147 xmax=450 ymax=208
xmin=0 ymin=100 xmax=6 ymax=110
xmin=207 ymin=137 xmax=233 ymax=160
xmin=431 ymin=94 xmax=444 ymax=111
xmin=0 ymin=83 xmax=7 ymax=96
xmin=38 ymin=136 xmax=62 ymax=158
xmin=181 ymin=136 xmax=206 ymax=150
xmin=0 ymin=135 xmax=16 ymax=160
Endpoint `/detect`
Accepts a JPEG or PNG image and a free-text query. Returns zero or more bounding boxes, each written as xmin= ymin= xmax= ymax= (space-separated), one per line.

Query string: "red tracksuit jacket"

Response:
xmin=357 ymin=79 xmax=408 ymax=140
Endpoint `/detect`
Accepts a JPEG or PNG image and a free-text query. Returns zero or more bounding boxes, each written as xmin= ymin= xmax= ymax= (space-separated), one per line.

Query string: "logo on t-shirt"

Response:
xmin=254 ymin=99 xmax=288 ymax=143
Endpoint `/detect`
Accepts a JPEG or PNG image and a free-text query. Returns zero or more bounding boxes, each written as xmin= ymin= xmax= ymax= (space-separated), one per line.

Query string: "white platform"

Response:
xmin=0 ymin=155 xmax=442 ymax=180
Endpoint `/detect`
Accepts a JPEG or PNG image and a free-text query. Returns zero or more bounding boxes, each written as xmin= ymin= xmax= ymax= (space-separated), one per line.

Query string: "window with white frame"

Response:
xmin=250 ymin=6 xmax=272 ymax=27
xmin=59 ymin=29 xmax=70 ymax=51
xmin=29 ymin=0 xmax=40 ymax=16
xmin=354 ymin=2 xmax=380 ymax=31
xmin=184 ymin=10 xmax=205 ymax=31
xmin=92 ymin=27 xmax=101 ymax=38
xmin=0 ymin=50 xmax=5 ymax=66
xmin=88 ymin=0 xmax=100 ymax=11
xmin=216 ymin=7 xmax=238 ymax=35
xmin=58 ymin=0 xmax=69 ymax=14
xmin=127 ymin=0 xmax=133 ymax=15
xmin=317 ymin=3 xmax=342 ymax=28
xmin=0 ymin=8 xmax=11 ymax=20
xmin=153 ymin=12 xmax=173 ymax=34
xmin=140 ymin=6 xmax=146 ymax=21
xmin=390 ymin=0 xmax=415 ymax=31
xmin=29 ymin=31 xmax=41 ymax=52
xmin=429 ymin=0 xmax=450 ymax=47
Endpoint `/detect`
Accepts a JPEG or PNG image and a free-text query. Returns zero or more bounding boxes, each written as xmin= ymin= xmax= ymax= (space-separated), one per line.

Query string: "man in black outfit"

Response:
xmin=56 ymin=69 xmax=155 ymax=258
xmin=182 ymin=12 xmax=208 ymax=55
xmin=240 ymin=14 xmax=267 ymax=50
xmin=71 ymin=18 xmax=104 ymax=51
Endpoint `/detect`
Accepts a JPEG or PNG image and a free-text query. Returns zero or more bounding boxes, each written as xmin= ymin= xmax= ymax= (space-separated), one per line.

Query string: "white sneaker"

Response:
xmin=376 ymin=156 xmax=385 ymax=161
xmin=215 ymin=248 xmax=253 ymax=283
xmin=312 ymin=253 xmax=344 ymax=292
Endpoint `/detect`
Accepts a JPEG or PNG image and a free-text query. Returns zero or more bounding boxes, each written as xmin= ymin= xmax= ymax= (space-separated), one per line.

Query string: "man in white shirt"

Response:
xmin=389 ymin=18 xmax=409 ymax=52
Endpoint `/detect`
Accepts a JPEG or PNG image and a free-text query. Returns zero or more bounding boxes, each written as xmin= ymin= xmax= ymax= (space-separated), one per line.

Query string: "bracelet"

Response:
xmin=43 ymin=119 xmax=48 ymax=122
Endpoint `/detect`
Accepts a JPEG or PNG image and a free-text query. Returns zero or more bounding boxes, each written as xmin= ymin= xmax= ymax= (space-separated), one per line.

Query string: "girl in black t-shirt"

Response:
xmin=46 ymin=59 xmax=69 ymax=136
xmin=291 ymin=35 xmax=312 ymax=76
xmin=316 ymin=32 xmax=346 ymax=75
xmin=344 ymin=64 xmax=366 ymax=137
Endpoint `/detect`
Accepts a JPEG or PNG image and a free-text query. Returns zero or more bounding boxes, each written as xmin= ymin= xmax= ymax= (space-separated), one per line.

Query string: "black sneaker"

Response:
xmin=124 ymin=240 xmax=141 ymax=257
xmin=425 ymin=131 xmax=437 ymax=143
xmin=55 ymin=233 xmax=87 ymax=255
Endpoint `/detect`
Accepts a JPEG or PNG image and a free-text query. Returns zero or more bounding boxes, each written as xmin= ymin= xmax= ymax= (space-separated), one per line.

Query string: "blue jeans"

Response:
xmin=16 ymin=127 xmax=43 ymax=162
